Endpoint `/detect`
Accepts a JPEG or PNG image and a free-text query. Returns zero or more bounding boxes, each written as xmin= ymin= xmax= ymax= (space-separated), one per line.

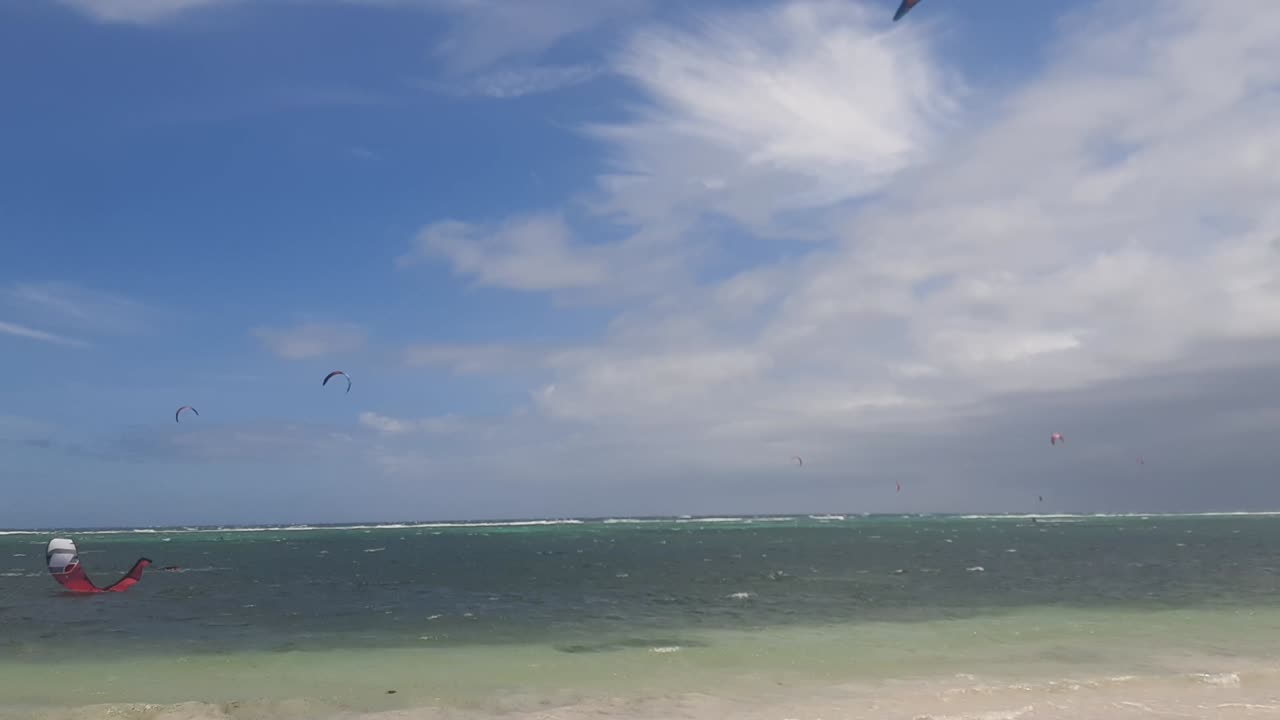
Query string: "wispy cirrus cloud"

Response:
xmin=440 ymin=63 xmax=604 ymax=99
xmin=584 ymin=0 xmax=962 ymax=231
xmin=397 ymin=0 xmax=645 ymax=100
xmin=252 ymin=322 xmax=368 ymax=360
xmin=54 ymin=0 xmax=635 ymax=103
xmin=54 ymin=0 xmax=235 ymax=25
xmin=423 ymin=0 xmax=650 ymax=74
xmin=0 ymin=320 xmax=89 ymax=348
xmin=7 ymin=282 xmax=155 ymax=335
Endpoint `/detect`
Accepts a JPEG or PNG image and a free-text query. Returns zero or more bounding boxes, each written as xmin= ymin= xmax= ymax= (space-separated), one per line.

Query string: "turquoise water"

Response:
xmin=3 ymin=514 xmax=1280 ymax=718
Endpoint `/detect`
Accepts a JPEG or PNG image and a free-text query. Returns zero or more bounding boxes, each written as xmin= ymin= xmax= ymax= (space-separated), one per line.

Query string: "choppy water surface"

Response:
xmin=4 ymin=514 xmax=1280 ymax=718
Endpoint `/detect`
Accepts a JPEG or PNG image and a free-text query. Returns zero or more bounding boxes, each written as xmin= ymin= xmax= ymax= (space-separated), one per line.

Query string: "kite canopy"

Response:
xmin=175 ymin=405 xmax=198 ymax=423
xmin=46 ymin=538 xmax=151 ymax=594
xmin=1050 ymin=432 xmax=1065 ymax=445
xmin=893 ymin=0 xmax=922 ymax=21
xmin=323 ymin=370 xmax=351 ymax=394
xmin=792 ymin=455 xmax=803 ymax=467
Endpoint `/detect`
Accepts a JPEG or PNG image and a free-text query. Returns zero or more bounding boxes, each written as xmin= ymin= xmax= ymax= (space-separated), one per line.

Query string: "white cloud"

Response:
xmin=54 ymin=0 xmax=233 ymax=24
xmin=432 ymin=0 xmax=1280 ymax=477
xmin=0 ymin=320 xmax=89 ymax=348
xmin=7 ymin=282 xmax=153 ymax=334
xmin=536 ymin=347 xmax=774 ymax=423
xmin=584 ymin=0 xmax=961 ymax=231
xmin=459 ymin=64 xmax=603 ymax=99
xmin=252 ymin=322 xmax=368 ymax=360
xmin=399 ymin=213 xmax=609 ymax=291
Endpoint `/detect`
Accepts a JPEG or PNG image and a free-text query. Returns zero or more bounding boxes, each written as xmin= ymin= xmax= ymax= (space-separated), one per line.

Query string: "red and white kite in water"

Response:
xmin=175 ymin=405 xmax=198 ymax=423
xmin=46 ymin=538 xmax=151 ymax=594
xmin=323 ymin=370 xmax=351 ymax=394
xmin=1050 ymin=433 xmax=1065 ymax=446
xmin=893 ymin=0 xmax=922 ymax=21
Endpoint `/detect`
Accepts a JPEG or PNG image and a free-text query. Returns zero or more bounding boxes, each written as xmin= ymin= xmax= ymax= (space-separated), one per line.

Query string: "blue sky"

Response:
xmin=3 ymin=0 xmax=1280 ymax=527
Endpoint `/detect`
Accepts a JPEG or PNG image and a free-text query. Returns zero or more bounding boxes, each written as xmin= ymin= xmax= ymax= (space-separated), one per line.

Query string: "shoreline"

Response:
xmin=14 ymin=659 xmax=1280 ymax=720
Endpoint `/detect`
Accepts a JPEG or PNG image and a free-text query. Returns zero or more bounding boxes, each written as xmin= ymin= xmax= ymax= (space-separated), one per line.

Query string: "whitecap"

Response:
xmin=1193 ymin=672 xmax=1241 ymax=687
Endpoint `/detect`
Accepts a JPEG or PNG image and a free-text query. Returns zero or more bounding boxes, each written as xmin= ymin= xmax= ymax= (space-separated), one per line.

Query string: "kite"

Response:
xmin=46 ymin=538 xmax=151 ymax=594
xmin=175 ymin=405 xmax=198 ymax=423
xmin=792 ymin=456 xmax=803 ymax=467
xmin=1050 ymin=433 xmax=1065 ymax=446
xmin=893 ymin=0 xmax=922 ymax=21
xmin=323 ymin=370 xmax=352 ymax=394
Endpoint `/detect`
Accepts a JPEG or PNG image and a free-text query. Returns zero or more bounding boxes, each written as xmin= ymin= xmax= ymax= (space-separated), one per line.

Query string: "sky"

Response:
xmin=2 ymin=0 xmax=1279 ymax=528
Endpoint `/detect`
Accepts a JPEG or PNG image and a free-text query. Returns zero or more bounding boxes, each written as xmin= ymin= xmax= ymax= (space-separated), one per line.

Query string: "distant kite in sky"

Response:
xmin=323 ymin=370 xmax=351 ymax=394
xmin=893 ymin=0 xmax=922 ymax=21
xmin=792 ymin=455 xmax=803 ymax=467
xmin=175 ymin=405 xmax=198 ymax=423
xmin=1050 ymin=433 xmax=1065 ymax=446
xmin=46 ymin=538 xmax=151 ymax=594
xmin=896 ymin=481 xmax=902 ymax=493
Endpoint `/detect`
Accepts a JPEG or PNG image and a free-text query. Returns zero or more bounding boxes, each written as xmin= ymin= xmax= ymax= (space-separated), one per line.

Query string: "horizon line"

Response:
xmin=6 ymin=509 xmax=1280 ymax=534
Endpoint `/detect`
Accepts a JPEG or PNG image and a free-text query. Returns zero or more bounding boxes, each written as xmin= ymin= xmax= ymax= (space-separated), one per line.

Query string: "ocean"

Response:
xmin=3 ymin=514 xmax=1280 ymax=719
